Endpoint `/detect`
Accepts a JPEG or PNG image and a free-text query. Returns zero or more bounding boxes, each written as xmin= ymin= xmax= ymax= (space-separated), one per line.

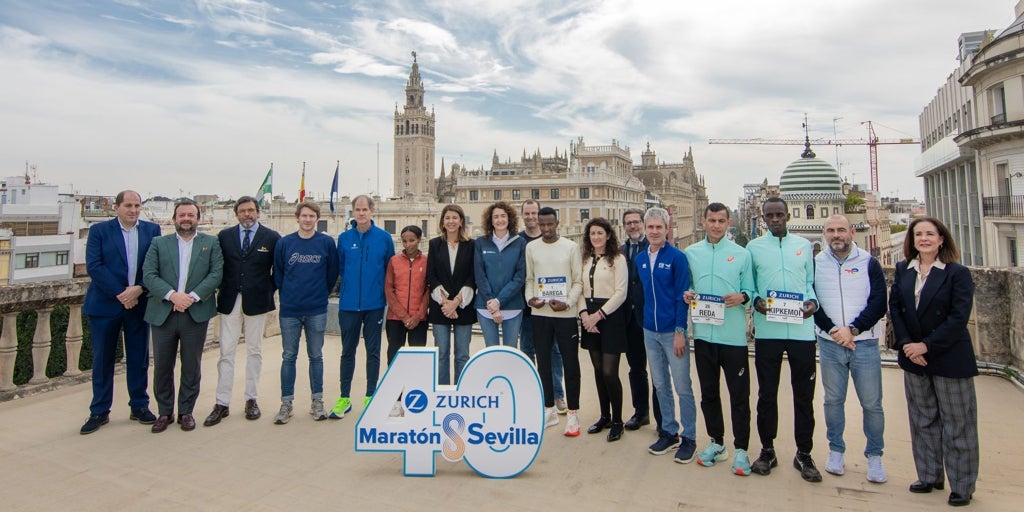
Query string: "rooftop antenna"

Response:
xmin=801 ymin=113 xmax=815 ymax=158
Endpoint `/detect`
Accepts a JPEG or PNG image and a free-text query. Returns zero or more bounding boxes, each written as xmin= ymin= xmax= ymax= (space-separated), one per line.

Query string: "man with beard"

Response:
xmin=620 ymin=208 xmax=659 ymax=433
xmin=203 ymin=196 xmax=280 ymax=426
xmin=813 ymin=215 xmax=888 ymax=483
xmin=143 ymin=198 xmax=223 ymax=433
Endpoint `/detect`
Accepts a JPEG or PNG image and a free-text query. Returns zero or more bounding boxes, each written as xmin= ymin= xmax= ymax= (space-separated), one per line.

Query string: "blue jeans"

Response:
xmin=519 ymin=309 xmax=565 ymax=399
xmin=644 ymin=329 xmax=697 ymax=439
xmin=818 ymin=336 xmax=885 ymax=457
xmin=339 ymin=309 xmax=384 ymax=398
xmin=433 ymin=323 xmax=472 ymax=385
xmin=478 ymin=312 xmax=523 ymax=348
xmin=279 ymin=313 xmax=326 ymax=401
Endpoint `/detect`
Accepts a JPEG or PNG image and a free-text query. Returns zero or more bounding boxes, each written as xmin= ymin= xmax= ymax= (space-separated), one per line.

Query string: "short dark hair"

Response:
xmin=173 ymin=198 xmax=200 ymax=220
xmin=703 ymin=202 xmax=730 ymax=218
xmin=538 ymin=206 xmax=558 ymax=220
xmin=234 ymin=196 xmax=260 ymax=213
xmin=904 ymin=216 xmax=960 ymax=263
xmin=763 ymin=197 xmax=788 ymax=212
xmin=295 ymin=199 xmax=321 ymax=218
xmin=115 ymin=190 xmax=141 ymax=206
xmin=482 ymin=201 xmax=519 ymax=235
xmin=400 ymin=225 xmax=422 ymax=238
xmin=622 ymin=208 xmax=644 ymax=223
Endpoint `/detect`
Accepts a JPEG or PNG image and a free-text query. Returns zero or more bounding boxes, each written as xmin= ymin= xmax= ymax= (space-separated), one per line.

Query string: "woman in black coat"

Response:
xmin=426 ymin=204 xmax=476 ymax=385
xmin=889 ymin=216 xmax=977 ymax=507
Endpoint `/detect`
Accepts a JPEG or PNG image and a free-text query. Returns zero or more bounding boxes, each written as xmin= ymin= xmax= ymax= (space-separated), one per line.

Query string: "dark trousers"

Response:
xmin=151 ymin=311 xmax=209 ymax=416
xmin=533 ymin=315 xmax=581 ymax=410
xmin=625 ymin=316 xmax=660 ymax=427
xmin=754 ymin=339 xmax=816 ymax=453
xmin=385 ymin=319 xmax=428 ymax=365
xmin=695 ymin=339 xmax=750 ymax=450
xmin=339 ymin=308 xmax=384 ymax=398
xmin=88 ymin=308 xmax=151 ymax=415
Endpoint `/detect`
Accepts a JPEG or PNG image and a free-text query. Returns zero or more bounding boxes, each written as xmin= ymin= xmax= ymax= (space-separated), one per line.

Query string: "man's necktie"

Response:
xmin=242 ymin=229 xmax=251 ymax=254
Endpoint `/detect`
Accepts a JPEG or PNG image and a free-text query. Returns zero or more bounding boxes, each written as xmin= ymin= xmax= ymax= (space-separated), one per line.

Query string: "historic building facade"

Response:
xmin=393 ymin=52 xmax=436 ymax=199
xmin=633 ymin=143 xmax=708 ymax=247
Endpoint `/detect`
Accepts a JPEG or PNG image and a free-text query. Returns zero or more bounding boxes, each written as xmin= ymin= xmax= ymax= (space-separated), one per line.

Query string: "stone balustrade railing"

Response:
xmin=1 ymin=267 xmax=1022 ymax=399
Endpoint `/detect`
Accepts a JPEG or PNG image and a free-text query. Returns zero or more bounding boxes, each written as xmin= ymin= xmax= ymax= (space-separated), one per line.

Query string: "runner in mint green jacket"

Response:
xmin=746 ymin=197 xmax=822 ymax=483
xmin=684 ymin=203 xmax=757 ymax=474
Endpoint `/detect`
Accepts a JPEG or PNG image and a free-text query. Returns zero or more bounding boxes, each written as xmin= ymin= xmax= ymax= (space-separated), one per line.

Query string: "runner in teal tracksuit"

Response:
xmin=684 ymin=203 xmax=756 ymax=474
xmin=745 ymin=197 xmax=821 ymax=483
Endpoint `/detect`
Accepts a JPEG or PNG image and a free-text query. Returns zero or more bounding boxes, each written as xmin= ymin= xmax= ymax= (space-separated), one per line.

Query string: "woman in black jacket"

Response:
xmin=889 ymin=216 xmax=977 ymax=507
xmin=426 ymin=204 xmax=476 ymax=385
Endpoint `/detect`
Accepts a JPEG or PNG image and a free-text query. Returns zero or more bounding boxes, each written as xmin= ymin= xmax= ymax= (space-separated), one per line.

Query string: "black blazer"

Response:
xmin=620 ymin=237 xmax=649 ymax=328
xmin=426 ymin=236 xmax=477 ymax=325
xmin=889 ymin=260 xmax=978 ymax=378
xmin=216 ymin=224 xmax=282 ymax=316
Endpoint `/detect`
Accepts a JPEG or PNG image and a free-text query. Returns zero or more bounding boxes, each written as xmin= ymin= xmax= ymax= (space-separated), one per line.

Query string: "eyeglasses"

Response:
xmin=625 ymin=220 xmax=642 ymax=225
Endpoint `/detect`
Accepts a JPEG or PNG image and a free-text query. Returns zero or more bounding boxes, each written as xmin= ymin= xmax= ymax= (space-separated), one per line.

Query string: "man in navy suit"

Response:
xmin=81 ymin=190 xmax=162 ymax=434
xmin=203 ymin=196 xmax=280 ymax=426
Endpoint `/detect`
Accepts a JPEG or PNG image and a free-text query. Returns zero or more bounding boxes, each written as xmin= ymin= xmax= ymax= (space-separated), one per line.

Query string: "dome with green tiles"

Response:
xmin=779 ymin=152 xmax=844 ymax=198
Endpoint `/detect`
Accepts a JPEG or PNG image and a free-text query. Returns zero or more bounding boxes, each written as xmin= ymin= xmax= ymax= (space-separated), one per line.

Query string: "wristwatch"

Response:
xmin=674 ymin=326 xmax=686 ymax=334
xmin=849 ymin=325 xmax=860 ymax=336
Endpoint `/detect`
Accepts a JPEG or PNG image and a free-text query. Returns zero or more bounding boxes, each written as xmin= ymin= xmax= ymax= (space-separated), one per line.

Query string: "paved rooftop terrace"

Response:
xmin=2 ymin=334 xmax=1021 ymax=511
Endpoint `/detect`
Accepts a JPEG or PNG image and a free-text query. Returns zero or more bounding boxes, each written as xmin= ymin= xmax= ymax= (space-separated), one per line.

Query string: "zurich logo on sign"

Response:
xmin=404 ymin=390 xmax=429 ymax=414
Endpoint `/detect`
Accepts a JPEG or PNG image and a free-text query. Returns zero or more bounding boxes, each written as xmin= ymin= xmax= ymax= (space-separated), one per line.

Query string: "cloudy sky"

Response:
xmin=0 ymin=0 xmax=1016 ymax=204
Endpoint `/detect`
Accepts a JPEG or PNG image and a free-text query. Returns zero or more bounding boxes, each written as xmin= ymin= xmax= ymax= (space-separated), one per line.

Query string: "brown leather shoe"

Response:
xmin=178 ymin=414 xmax=196 ymax=431
xmin=245 ymin=399 xmax=261 ymax=420
xmin=151 ymin=415 xmax=172 ymax=433
xmin=203 ymin=405 xmax=229 ymax=426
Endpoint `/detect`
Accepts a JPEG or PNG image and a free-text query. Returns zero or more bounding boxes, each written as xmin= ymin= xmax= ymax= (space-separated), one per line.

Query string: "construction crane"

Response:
xmin=708 ymin=119 xmax=919 ymax=192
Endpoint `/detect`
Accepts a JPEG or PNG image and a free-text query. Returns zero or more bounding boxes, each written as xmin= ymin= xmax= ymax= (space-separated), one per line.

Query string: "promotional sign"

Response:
xmin=765 ymin=289 xmax=804 ymax=324
xmin=355 ymin=346 xmax=545 ymax=478
xmin=690 ymin=293 xmax=725 ymax=326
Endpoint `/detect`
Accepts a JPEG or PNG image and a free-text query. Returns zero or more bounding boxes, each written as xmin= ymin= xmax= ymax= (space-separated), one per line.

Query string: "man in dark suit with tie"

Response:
xmin=203 ymin=196 xmax=280 ymax=426
xmin=143 ymin=198 xmax=223 ymax=433
xmin=81 ymin=190 xmax=162 ymax=434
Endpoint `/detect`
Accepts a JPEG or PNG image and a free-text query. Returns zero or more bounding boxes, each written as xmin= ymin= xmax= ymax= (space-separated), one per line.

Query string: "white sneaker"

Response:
xmin=564 ymin=410 xmax=580 ymax=437
xmin=554 ymin=398 xmax=568 ymax=414
xmin=389 ymin=400 xmax=404 ymax=418
xmin=825 ymin=450 xmax=845 ymax=475
xmin=544 ymin=407 xmax=559 ymax=428
xmin=866 ymin=456 xmax=887 ymax=483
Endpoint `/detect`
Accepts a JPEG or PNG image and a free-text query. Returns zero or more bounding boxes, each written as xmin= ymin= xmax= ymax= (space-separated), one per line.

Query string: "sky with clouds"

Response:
xmin=0 ymin=0 xmax=1017 ymax=204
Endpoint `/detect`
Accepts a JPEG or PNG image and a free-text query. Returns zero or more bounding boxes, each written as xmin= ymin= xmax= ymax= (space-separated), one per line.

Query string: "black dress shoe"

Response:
xmin=178 ymin=414 xmax=196 ymax=431
xmin=624 ymin=414 xmax=650 ymax=431
xmin=587 ymin=417 xmax=611 ymax=434
xmin=130 ymin=407 xmax=157 ymax=425
xmin=203 ymin=405 xmax=229 ymax=426
xmin=909 ymin=480 xmax=944 ymax=493
xmin=245 ymin=399 xmax=261 ymax=420
xmin=948 ymin=492 xmax=972 ymax=507
xmin=607 ymin=421 xmax=624 ymax=442
xmin=151 ymin=415 xmax=172 ymax=433
xmin=80 ymin=413 xmax=109 ymax=435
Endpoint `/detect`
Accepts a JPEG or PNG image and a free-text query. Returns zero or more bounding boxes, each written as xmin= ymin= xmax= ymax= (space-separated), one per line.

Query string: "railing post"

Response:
xmin=64 ymin=304 xmax=83 ymax=377
xmin=0 ymin=312 xmax=17 ymax=391
xmin=29 ymin=308 xmax=53 ymax=385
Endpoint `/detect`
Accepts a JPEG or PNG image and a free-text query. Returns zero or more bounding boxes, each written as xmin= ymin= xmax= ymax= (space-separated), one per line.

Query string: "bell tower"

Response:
xmin=393 ymin=51 xmax=436 ymax=198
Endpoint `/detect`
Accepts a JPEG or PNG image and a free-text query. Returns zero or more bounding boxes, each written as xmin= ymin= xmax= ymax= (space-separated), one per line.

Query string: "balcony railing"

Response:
xmin=992 ymin=112 xmax=1007 ymax=124
xmin=982 ymin=195 xmax=1024 ymax=217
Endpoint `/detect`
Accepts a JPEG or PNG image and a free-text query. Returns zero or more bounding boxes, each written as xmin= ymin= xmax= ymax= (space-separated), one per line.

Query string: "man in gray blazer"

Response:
xmin=143 ymin=199 xmax=223 ymax=433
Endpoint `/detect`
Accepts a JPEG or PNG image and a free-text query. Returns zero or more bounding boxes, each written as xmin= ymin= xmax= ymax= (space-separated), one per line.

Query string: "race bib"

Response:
xmin=765 ymin=290 xmax=804 ymax=324
xmin=537 ymin=276 xmax=567 ymax=301
xmin=690 ymin=294 xmax=725 ymax=326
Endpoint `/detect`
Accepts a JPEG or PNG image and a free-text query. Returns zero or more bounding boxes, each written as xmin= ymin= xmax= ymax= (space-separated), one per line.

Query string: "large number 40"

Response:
xmin=354 ymin=346 xmax=545 ymax=478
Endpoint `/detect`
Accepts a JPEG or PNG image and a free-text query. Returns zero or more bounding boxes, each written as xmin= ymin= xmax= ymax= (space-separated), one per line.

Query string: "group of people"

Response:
xmin=80 ymin=190 xmax=979 ymax=507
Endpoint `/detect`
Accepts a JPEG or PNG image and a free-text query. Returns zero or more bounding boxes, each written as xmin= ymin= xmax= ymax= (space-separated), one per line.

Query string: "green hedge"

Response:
xmin=5 ymin=306 xmax=111 ymax=386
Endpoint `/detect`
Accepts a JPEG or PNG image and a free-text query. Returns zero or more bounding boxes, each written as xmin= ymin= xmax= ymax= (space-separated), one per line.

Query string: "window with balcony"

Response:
xmin=992 ymin=84 xmax=1006 ymax=124
xmin=580 ymin=208 xmax=590 ymax=221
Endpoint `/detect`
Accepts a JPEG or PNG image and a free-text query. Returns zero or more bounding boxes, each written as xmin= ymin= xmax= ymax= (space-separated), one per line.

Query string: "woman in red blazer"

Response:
xmin=889 ymin=217 xmax=977 ymax=507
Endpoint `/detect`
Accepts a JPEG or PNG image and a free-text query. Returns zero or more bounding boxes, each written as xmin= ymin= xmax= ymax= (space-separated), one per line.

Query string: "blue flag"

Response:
xmin=329 ymin=161 xmax=339 ymax=213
